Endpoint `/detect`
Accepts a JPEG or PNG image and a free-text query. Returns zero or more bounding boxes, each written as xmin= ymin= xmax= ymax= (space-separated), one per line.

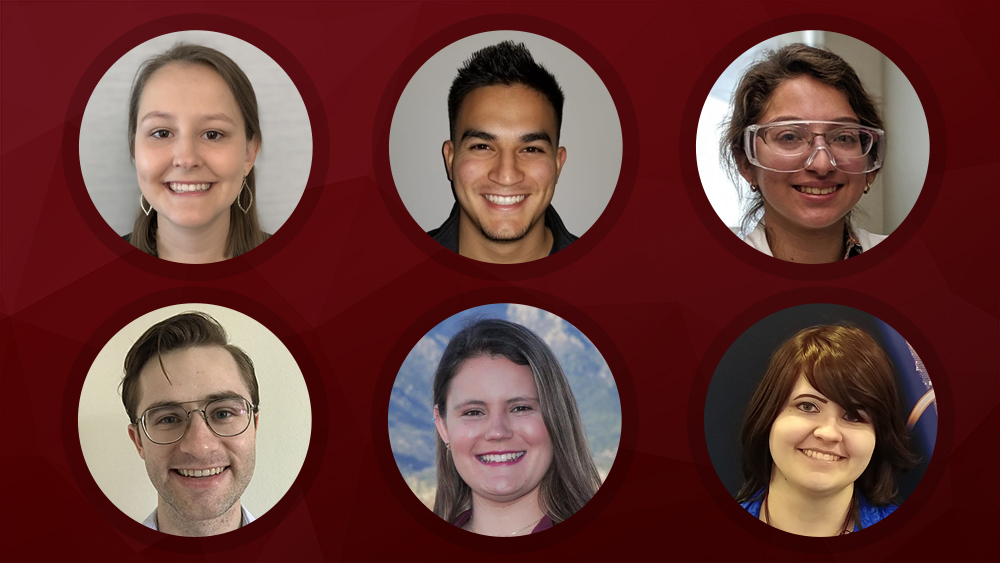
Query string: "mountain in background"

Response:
xmin=388 ymin=304 xmax=622 ymax=494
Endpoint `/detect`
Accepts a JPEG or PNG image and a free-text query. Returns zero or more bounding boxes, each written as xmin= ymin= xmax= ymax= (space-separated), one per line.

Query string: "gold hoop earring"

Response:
xmin=237 ymin=176 xmax=253 ymax=214
xmin=750 ymin=184 xmax=759 ymax=193
xmin=140 ymin=193 xmax=152 ymax=216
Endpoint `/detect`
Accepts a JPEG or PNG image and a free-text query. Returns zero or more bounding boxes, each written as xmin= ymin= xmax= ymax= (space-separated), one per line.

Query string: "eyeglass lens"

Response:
xmin=142 ymin=398 xmax=251 ymax=444
xmin=755 ymin=124 xmax=877 ymax=173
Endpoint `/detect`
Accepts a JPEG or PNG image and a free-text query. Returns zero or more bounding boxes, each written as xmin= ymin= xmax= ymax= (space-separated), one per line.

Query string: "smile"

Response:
xmin=166 ymin=182 xmax=213 ymax=193
xmin=175 ymin=466 xmax=226 ymax=478
xmin=483 ymin=194 xmax=526 ymax=205
xmin=799 ymin=449 xmax=844 ymax=462
xmin=476 ymin=451 xmax=525 ymax=464
xmin=793 ymin=184 xmax=841 ymax=195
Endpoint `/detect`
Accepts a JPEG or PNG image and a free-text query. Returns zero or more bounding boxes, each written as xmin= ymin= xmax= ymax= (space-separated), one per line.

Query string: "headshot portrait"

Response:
xmin=704 ymin=304 xmax=937 ymax=537
xmin=79 ymin=30 xmax=312 ymax=263
xmin=390 ymin=31 xmax=623 ymax=264
xmin=696 ymin=31 xmax=930 ymax=263
xmin=78 ymin=304 xmax=311 ymax=536
xmin=388 ymin=304 xmax=621 ymax=536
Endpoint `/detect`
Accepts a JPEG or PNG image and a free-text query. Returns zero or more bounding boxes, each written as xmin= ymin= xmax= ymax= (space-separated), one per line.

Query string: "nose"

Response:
xmin=177 ymin=412 xmax=222 ymax=455
xmin=812 ymin=416 xmax=844 ymax=443
xmin=485 ymin=413 xmax=513 ymax=441
xmin=803 ymin=140 xmax=836 ymax=175
xmin=172 ymin=133 xmax=200 ymax=170
xmin=487 ymin=149 xmax=525 ymax=186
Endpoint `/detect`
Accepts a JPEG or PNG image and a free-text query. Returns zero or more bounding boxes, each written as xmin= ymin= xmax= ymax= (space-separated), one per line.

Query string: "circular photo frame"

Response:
xmin=387 ymin=303 xmax=622 ymax=537
xmin=78 ymin=303 xmax=311 ymax=536
xmin=79 ymin=30 xmax=312 ymax=263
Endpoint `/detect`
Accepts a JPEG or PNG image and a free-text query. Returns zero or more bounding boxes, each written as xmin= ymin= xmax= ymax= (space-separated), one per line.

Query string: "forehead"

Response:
xmin=759 ymin=75 xmax=857 ymax=123
xmin=456 ymin=84 xmax=558 ymax=134
xmin=139 ymin=62 xmax=240 ymax=117
xmin=448 ymin=355 xmax=538 ymax=404
xmin=136 ymin=345 xmax=249 ymax=410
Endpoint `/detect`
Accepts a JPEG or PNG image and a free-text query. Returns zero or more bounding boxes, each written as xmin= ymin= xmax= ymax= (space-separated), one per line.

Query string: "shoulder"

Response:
xmin=241 ymin=505 xmax=255 ymax=526
xmin=856 ymin=228 xmax=887 ymax=251
xmin=532 ymin=515 xmax=554 ymax=534
xmin=452 ymin=509 xmax=472 ymax=528
xmin=740 ymin=497 xmax=763 ymax=518
xmin=427 ymin=204 xmax=460 ymax=253
xmin=545 ymin=205 xmax=578 ymax=254
xmin=857 ymin=493 xmax=897 ymax=529
xmin=141 ymin=508 xmax=158 ymax=530
xmin=121 ymin=233 xmax=131 ymax=243
xmin=739 ymin=223 xmax=773 ymax=256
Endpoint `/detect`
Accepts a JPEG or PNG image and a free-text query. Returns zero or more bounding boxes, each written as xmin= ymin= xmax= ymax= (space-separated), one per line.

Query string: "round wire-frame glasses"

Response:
xmin=136 ymin=397 xmax=256 ymax=445
xmin=743 ymin=120 xmax=885 ymax=174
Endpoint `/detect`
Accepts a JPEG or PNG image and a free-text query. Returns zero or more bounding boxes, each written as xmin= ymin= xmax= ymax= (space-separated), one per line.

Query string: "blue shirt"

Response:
xmin=741 ymin=490 xmax=897 ymax=532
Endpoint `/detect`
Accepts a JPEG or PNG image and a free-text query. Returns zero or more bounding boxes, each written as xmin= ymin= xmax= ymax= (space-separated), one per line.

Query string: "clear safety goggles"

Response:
xmin=743 ymin=121 xmax=884 ymax=174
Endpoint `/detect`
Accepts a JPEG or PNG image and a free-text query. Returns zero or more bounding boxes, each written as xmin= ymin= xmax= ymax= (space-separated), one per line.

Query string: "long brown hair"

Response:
xmin=432 ymin=319 xmax=601 ymax=525
xmin=127 ymin=43 xmax=266 ymax=258
xmin=738 ymin=325 xmax=916 ymax=509
xmin=720 ymin=44 xmax=885 ymax=234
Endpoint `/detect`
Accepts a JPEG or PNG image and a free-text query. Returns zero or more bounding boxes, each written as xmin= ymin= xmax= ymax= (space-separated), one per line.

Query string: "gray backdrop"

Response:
xmin=79 ymin=30 xmax=312 ymax=236
xmin=389 ymin=31 xmax=623 ymax=237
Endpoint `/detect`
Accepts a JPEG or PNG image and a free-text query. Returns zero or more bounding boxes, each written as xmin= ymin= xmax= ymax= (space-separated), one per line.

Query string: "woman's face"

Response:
xmin=134 ymin=62 xmax=258 ymax=231
xmin=435 ymin=355 xmax=553 ymax=504
xmin=741 ymin=76 xmax=874 ymax=233
xmin=768 ymin=375 xmax=876 ymax=496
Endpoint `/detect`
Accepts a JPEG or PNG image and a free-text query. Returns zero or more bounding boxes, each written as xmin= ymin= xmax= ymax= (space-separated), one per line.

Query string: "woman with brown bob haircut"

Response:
xmin=738 ymin=325 xmax=916 ymax=536
xmin=125 ymin=44 xmax=268 ymax=263
xmin=721 ymin=44 xmax=886 ymax=263
xmin=432 ymin=319 xmax=602 ymax=536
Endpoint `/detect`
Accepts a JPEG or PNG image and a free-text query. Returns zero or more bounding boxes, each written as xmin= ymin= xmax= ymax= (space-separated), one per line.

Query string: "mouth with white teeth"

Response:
xmin=166 ymin=182 xmax=214 ymax=194
xmin=483 ymin=194 xmax=527 ymax=206
xmin=799 ymin=449 xmax=844 ymax=462
xmin=174 ymin=466 xmax=227 ymax=478
xmin=793 ymin=184 xmax=841 ymax=196
xmin=476 ymin=451 xmax=526 ymax=464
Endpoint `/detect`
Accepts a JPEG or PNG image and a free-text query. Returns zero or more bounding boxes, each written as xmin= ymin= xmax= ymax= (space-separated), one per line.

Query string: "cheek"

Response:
xmin=850 ymin=429 xmax=876 ymax=463
xmin=454 ymin=158 xmax=485 ymax=189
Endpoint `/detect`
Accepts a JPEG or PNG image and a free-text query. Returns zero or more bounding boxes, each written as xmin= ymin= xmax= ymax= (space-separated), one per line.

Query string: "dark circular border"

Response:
xmin=371 ymin=288 xmax=637 ymax=551
xmin=372 ymin=14 xmax=639 ymax=280
xmin=62 ymin=15 xmax=329 ymax=280
xmin=687 ymin=288 xmax=951 ymax=551
xmin=679 ymin=15 xmax=945 ymax=280
xmin=62 ymin=287 xmax=329 ymax=550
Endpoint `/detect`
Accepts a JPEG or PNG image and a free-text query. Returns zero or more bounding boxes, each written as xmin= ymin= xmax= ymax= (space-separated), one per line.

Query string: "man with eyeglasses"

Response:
xmin=122 ymin=311 xmax=259 ymax=536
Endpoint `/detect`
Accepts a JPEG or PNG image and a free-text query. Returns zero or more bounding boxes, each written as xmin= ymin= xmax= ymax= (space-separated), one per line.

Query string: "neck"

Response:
xmin=155 ymin=214 xmax=231 ymax=263
xmin=155 ymin=498 xmax=243 ymax=537
xmin=457 ymin=214 xmax=553 ymax=264
xmin=466 ymin=489 xmax=546 ymax=537
xmin=763 ymin=473 xmax=854 ymax=537
xmin=761 ymin=210 xmax=846 ymax=264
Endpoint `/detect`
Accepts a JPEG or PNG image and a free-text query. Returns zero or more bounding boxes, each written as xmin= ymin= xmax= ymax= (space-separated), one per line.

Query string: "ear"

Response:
xmin=442 ymin=140 xmax=455 ymax=182
xmin=555 ymin=146 xmax=567 ymax=181
xmin=737 ymin=157 xmax=756 ymax=188
xmin=253 ymin=412 xmax=260 ymax=430
xmin=433 ymin=405 xmax=450 ymax=446
xmin=244 ymin=136 xmax=261 ymax=176
xmin=128 ymin=424 xmax=146 ymax=460
xmin=865 ymin=170 xmax=879 ymax=187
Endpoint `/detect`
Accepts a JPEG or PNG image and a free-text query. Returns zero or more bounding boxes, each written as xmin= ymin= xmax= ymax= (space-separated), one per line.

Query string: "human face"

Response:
xmin=768 ymin=376 xmax=875 ymax=496
xmin=128 ymin=346 xmax=257 ymax=526
xmin=443 ymin=85 xmax=566 ymax=244
xmin=134 ymin=63 xmax=259 ymax=231
xmin=434 ymin=355 xmax=554 ymax=504
xmin=741 ymin=76 xmax=875 ymax=233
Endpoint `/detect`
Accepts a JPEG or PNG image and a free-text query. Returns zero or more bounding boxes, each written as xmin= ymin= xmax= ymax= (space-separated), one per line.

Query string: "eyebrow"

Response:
xmin=143 ymin=392 xmax=247 ymax=411
xmin=459 ymin=129 xmax=553 ymax=145
xmin=139 ymin=111 xmax=237 ymax=126
xmin=451 ymin=396 xmax=540 ymax=410
xmin=791 ymin=393 xmax=829 ymax=403
xmin=767 ymin=116 xmax=861 ymax=124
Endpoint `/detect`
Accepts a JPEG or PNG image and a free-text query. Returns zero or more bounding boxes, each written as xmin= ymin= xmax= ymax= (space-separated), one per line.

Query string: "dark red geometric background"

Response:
xmin=1 ymin=1 xmax=996 ymax=561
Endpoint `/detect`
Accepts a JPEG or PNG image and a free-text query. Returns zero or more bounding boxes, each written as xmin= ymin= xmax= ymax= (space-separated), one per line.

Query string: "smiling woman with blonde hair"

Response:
xmin=431 ymin=318 xmax=601 ymax=536
xmin=738 ymin=325 xmax=917 ymax=536
xmin=125 ymin=43 xmax=268 ymax=263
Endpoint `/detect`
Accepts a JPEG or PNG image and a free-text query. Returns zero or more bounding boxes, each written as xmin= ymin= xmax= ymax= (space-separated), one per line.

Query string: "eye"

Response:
xmin=153 ymin=414 xmax=181 ymax=426
xmin=203 ymin=130 xmax=224 ymax=141
xmin=511 ymin=404 xmax=534 ymax=413
xmin=150 ymin=129 xmax=171 ymax=139
xmin=795 ymin=401 xmax=819 ymax=413
xmin=211 ymin=409 xmax=236 ymax=420
xmin=523 ymin=146 xmax=545 ymax=154
xmin=843 ymin=409 xmax=870 ymax=423
xmin=469 ymin=143 xmax=491 ymax=151
xmin=461 ymin=408 xmax=485 ymax=417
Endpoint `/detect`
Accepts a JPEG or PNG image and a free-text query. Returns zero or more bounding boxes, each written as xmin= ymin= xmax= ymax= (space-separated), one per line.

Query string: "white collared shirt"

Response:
xmin=732 ymin=223 xmax=886 ymax=258
xmin=142 ymin=505 xmax=255 ymax=532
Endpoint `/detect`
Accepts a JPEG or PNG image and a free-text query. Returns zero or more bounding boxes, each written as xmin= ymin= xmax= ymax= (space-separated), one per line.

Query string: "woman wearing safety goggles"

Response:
xmin=721 ymin=44 xmax=886 ymax=263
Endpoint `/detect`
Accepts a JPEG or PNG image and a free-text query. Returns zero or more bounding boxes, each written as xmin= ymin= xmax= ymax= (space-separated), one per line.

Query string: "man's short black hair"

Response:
xmin=448 ymin=41 xmax=565 ymax=141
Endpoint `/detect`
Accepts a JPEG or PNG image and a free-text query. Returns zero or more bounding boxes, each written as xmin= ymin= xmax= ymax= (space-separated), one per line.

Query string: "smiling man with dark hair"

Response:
xmin=429 ymin=41 xmax=577 ymax=264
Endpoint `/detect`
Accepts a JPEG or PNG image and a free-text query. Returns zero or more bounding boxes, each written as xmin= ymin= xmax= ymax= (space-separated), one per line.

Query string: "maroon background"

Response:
xmin=1 ymin=1 xmax=997 ymax=561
